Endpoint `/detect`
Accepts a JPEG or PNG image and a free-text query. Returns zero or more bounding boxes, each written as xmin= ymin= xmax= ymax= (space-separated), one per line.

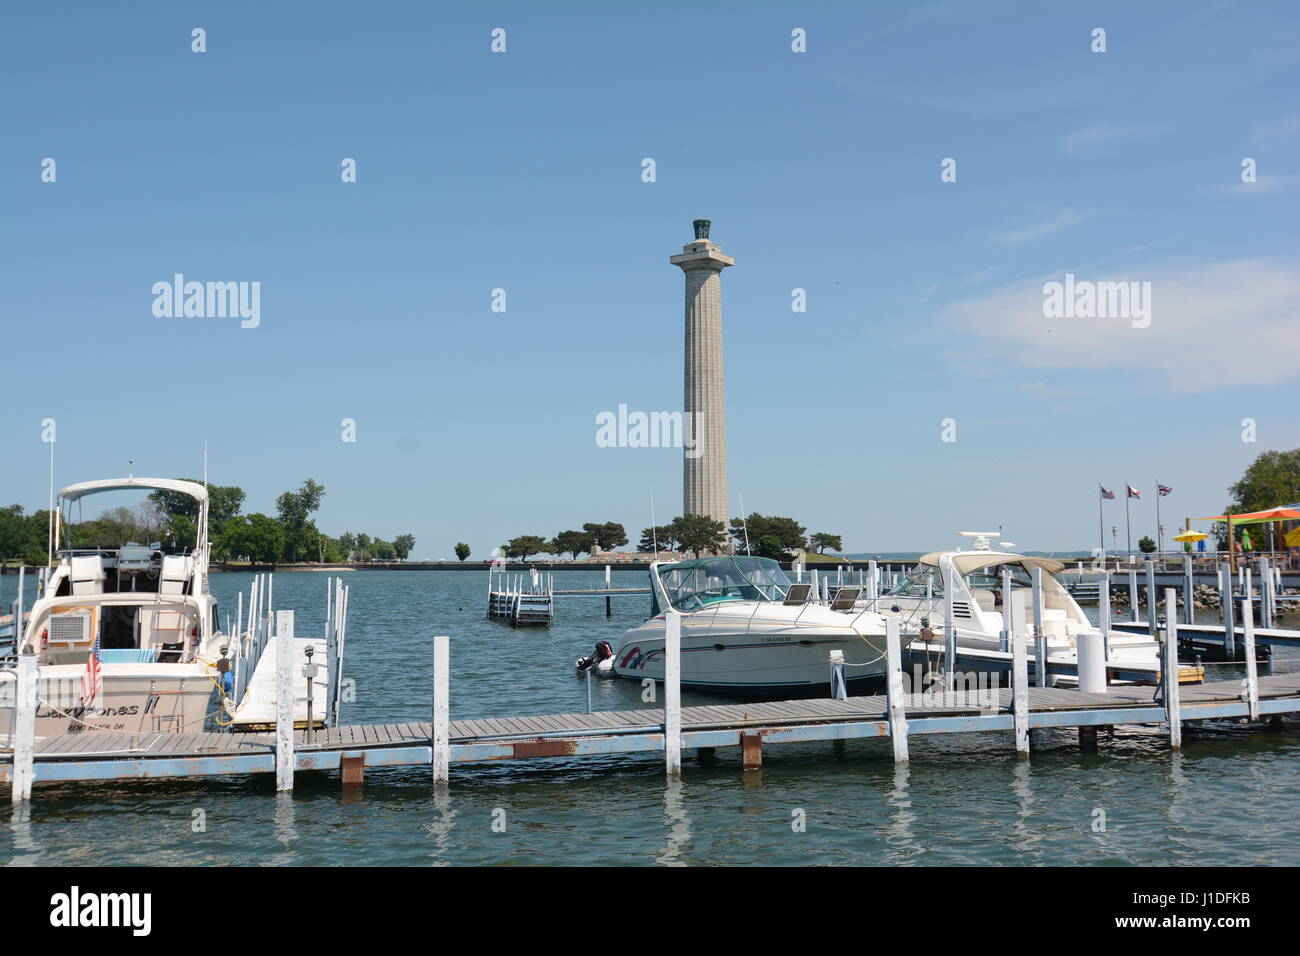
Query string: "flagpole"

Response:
xmin=1155 ymin=482 xmax=1162 ymax=556
xmin=1125 ymin=481 xmax=1132 ymax=559
xmin=1098 ymin=486 xmax=1105 ymax=564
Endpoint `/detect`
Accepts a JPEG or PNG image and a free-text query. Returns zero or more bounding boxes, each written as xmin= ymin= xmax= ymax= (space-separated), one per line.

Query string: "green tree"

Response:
xmin=1214 ymin=449 xmax=1300 ymax=549
xmin=276 ymin=478 xmax=326 ymax=562
xmin=1138 ymin=535 xmax=1157 ymax=554
xmin=505 ymin=535 xmax=548 ymax=560
xmin=638 ymin=525 xmax=676 ymax=553
xmin=217 ymin=514 xmax=284 ymax=565
xmin=552 ymin=529 xmax=595 ymax=559
xmin=756 ymin=534 xmax=787 ymax=561
xmin=808 ymin=532 xmax=843 ymax=554
xmin=583 ymin=521 xmax=628 ymax=552
xmin=670 ymin=514 xmax=728 ymax=558
xmin=393 ymin=534 xmax=416 ymax=561
xmin=454 ymin=542 xmax=471 ymax=562
xmin=730 ymin=514 xmax=806 ymax=554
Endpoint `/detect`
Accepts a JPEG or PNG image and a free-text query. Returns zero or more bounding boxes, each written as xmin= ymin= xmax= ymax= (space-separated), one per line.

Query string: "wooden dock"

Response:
xmin=2 ymin=672 xmax=1297 ymax=788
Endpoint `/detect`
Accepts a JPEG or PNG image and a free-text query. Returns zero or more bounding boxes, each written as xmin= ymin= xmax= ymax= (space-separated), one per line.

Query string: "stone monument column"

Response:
xmin=670 ymin=219 xmax=733 ymax=531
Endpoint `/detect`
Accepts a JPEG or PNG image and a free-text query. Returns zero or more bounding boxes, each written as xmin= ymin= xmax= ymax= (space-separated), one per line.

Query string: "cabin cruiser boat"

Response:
xmin=605 ymin=555 xmax=890 ymax=694
xmin=0 ymin=477 xmax=235 ymax=738
xmin=877 ymin=534 xmax=1198 ymax=685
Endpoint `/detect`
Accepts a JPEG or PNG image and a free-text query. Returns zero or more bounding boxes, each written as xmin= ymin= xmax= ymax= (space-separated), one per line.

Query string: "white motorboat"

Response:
xmin=1 ymin=477 xmax=237 ymax=738
xmin=605 ymin=555 xmax=889 ymax=694
xmin=876 ymin=533 xmax=1197 ymax=685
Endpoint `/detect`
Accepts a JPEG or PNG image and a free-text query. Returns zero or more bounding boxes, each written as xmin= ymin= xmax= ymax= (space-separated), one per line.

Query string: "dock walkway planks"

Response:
xmin=2 ymin=674 xmax=1298 ymax=787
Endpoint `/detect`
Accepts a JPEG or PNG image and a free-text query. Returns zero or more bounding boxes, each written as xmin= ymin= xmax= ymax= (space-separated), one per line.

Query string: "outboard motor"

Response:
xmin=575 ymin=640 xmax=615 ymax=675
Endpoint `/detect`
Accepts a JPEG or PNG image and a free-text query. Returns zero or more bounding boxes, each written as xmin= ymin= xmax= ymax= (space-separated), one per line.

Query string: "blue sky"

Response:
xmin=2 ymin=1 xmax=1298 ymax=557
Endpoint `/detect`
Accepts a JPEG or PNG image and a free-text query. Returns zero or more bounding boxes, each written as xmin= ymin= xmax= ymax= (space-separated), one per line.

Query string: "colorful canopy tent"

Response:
xmin=1196 ymin=507 xmax=1300 ymax=524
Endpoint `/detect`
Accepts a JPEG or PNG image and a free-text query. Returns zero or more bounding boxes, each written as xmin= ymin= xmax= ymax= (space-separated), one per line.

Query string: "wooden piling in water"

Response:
xmin=432 ymin=635 xmax=450 ymax=784
xmin=885 ymin=618 xmax=909 ymax=763
xmin=11 ymin=650 xmax=36 ymax=803
xmin=275 ymin=610 xmax=294 ymax=791
xmin=664 ymin=610 xmax=682 ymax=777
xmin=1164 ymin=589 xmax=1182 ymax=749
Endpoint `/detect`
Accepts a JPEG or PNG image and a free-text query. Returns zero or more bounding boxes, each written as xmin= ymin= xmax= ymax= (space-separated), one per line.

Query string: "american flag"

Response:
xmin=1100 ymin=486 xmax=1116 ymax=499
xmin=1127 ymin=485 xmax=1141 ymax=499
xmin=1158 ymin=484 xmax=1173 ymax=496
xmin=81 ymin=629 xmax=102 ymax=706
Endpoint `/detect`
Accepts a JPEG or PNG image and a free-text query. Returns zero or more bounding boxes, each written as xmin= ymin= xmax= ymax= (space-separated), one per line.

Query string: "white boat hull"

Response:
xmin=0 ymin=663 xmax=216 ymax=739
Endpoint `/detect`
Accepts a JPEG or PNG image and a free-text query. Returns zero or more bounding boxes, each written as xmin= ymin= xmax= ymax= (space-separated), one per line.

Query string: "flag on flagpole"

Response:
xmin=1126 ymin=484 xmax=1141 ymax=499
xmin=81 ymin=628 xmax=102 ymax=706
xmin=1100 ymin=486 xmax=1116 ymax=499
xmin=1158 ymin=484 xmax=1172 ymax=496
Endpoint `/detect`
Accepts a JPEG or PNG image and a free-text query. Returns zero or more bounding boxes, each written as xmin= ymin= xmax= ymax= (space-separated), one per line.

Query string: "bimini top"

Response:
xmin=917 ymin=551 xmax=1065 ymax=576
xmin=59 ymin=477 xmax=208 ymax=504
xmin=654 ymin=555 xmax=792 ymax=611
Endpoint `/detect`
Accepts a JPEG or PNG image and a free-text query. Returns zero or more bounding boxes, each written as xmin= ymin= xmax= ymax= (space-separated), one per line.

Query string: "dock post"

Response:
xmin=1098 ymin=571 xmax=1111 ymax=661
xmin=605 ymin=565 xmax=612 ymax=617
xmin=11 ymin=649 xmax=37 ymax=803
xmin=585 ymin=667 xmax=592 ymax=714
xmin=1077 ymin=630 xmax=1106 ymax=694
xmin=1031 ymin=566 xmax=1046 ymax=687
xmin=1241 ymin=597 xmax=1260 ymax=721
xmin=1011 ymin=603 xmax=1030 ymax=756
xmin=14 ymin=567 xmax=24 ymax=649
xmin=432 ymin=635 xmax=450 ymax=784
xmin=866 ymin=560 xmax=879 ymax=610
xmin=998 ymin=566 xmax=1012 ymax=653
xmin=1144 ymin=561 xmax=1157 ymax=638
xmin=275 ymin=610 xmax=294 ymax=792
xmin=885 ymin=618 xmax=908 ymax=763
xmin=1163 ymin=589 xmax=1182 ymax=749
xmin=943 ymin=564 xmax=956 ymax=683
xmin=1221 ymin=563 xmax=1236 ymax=658
xmin=1259 ymin=556 xmax=1272 ymax=629
xmin=829 ymin=649 xmax=847 ymax=700
xmin=1128 ymin=568 xmax=1139 ymax=622
xmin=741 ymin=732 xmax=762 ymax=770
xmin=664 ymin=610 xmax=682 ymax=777
xmin=1182 ymin=555 xmax=1194 ymax=626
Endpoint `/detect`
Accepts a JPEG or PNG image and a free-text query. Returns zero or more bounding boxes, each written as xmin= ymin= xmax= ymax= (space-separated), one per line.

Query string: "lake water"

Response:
xmin=3 ymin=568 xmax=1298 ymax=866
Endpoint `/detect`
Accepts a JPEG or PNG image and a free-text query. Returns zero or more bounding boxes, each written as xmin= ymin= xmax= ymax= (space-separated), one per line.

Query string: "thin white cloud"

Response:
xmin=1058 ymin=121 xmax=1174 ymax=155
xmin=995 ymin=208 xmax=1091 ymax=245
xmin=941 ymin=260 xmax=1300 ymax=390
xmin=939 ymin=259 xmax=1300 ymax=391
xmin=1220 ymin=173 xmax=1300 ymax=196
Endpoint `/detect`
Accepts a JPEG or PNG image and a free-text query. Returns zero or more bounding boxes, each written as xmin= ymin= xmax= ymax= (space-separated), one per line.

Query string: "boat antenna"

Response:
xmin=738 ymin=491 xmax=752 ymax=556
xmin=44 ymin=419 xmax=56 ymax=566
xmin=203 ymin=441 xmax=208 ymax=491
xmin=649 ymin=490 xmax=659 ymax=561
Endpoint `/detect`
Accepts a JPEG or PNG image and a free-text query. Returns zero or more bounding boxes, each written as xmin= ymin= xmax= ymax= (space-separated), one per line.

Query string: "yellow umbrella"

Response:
xmin=1172 ymin=529 xmax=1209 ymax=543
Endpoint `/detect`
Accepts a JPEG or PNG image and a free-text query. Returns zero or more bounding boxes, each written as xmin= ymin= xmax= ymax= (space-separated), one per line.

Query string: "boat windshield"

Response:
xmin=886 ymin=564 xmax=945 ymax=597
xmin=657 ymin=557 xmax=792 ymax=612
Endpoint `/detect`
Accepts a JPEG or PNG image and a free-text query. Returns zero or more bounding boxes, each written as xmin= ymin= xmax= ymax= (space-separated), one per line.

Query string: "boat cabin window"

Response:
xmin=965 ymin=565 xmax=1035 ymax=593
xmin=657 ymin=557 xmax=792 ymax=612
xmin=887 ymin=565 xmax=944 ymax=597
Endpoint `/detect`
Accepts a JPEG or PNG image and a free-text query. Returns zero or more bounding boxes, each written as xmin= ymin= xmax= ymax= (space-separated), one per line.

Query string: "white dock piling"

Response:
xmin=1098 ymin=571 xmax=1111 ymax=661
xmin=14 ymin=567 xmax=24 ymax=649
xmin=1221 ymin=563 xmax=1236 ymax=657
xmin=1011 ymin=605 xmax=1030 ymax=756
xmin=275 ymin=610 xmax=294 ymax=791
xmin=1128 ymin=568 xmax=1140 ymax=622
xmin=1077 ymin=630 xmax=1106 ymax=693
xmin=943 ymin=565 xmax=956 ymax=682
xmin=1259 ymin=556 xmax=1273 ymax=629
xmin=1145 ymin=561 xmax=1157 ymax=638
xmin=1163 ymin=588 xmax=1182 ymax=749
xmin=1241 ymin=597 xmax=1260 ymax=721
xmin=866 ymin=560 xmax=878 ymax=609
xmin=11 ymin=650 xmax=37 ymax=802
xmin=1183 ymin=555 xmax=1195 ymax=626
xmin=829 ymin=649 xmax=847 ymax=700
xmin=884 ymin=618 xmax=908 ymax=763
xmin=432 ymin=635 xmax=450 ymax=784
xmin=1031 ymin=566 xmax=1046 ymax=688
xmin=664 ymin=610 xmax=682 ymax=777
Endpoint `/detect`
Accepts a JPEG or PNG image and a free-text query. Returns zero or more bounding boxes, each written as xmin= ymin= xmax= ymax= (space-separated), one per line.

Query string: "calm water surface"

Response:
xmin=3 ymin=569 xmax=1298 ymax=866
